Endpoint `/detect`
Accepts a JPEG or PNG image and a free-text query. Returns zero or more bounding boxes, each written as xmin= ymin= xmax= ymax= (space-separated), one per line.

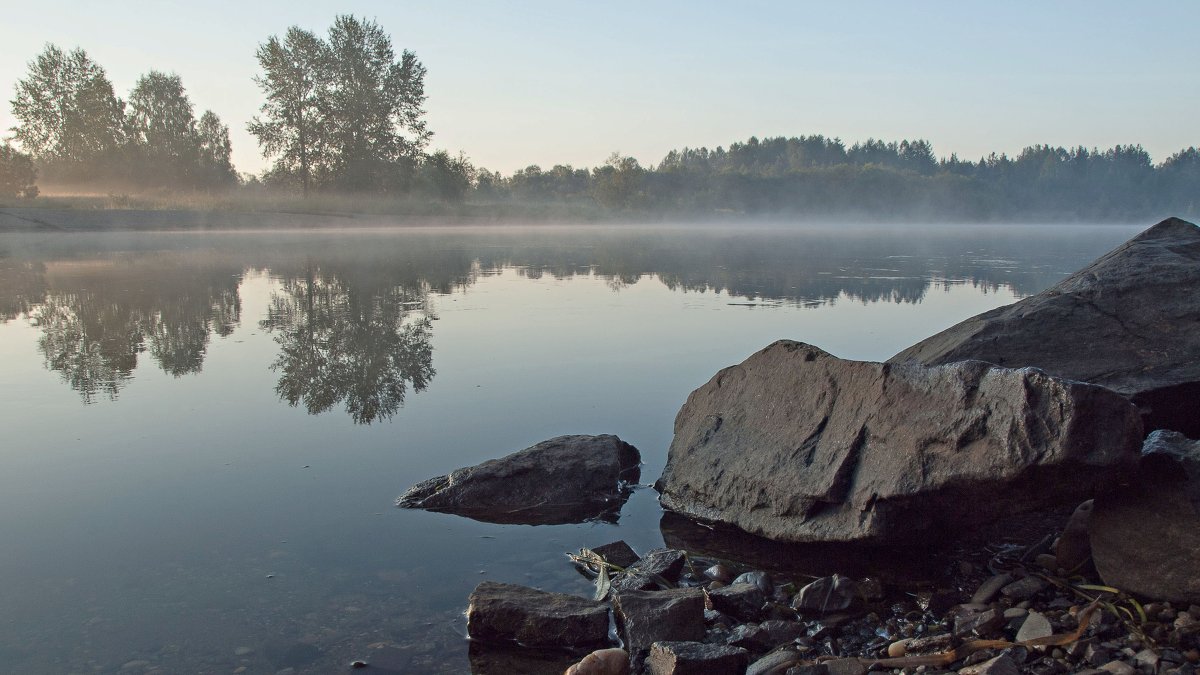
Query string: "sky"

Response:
xmin=1 ymin=1 xmax=1197 ymax=176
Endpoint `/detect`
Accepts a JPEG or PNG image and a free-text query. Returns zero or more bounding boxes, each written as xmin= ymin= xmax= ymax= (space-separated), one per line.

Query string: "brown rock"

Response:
xmin=1091 ymin=430 xmax=1200 ymax=603
xmin=644 ymin=642 xmax=748 ymax=675
xmin=466 ymin=582 xmax=611 ymax=648
xmin=564 ymin=648 xmax=630 ymax=675
xmin=891 ymin=217 xmax=1200 ymax=436
xmin=398 ymin=434 xmax=640 ymax=525
xmin=657 ymin=341 xmax=1141 ymax=544
xmin=613 ymin=588 xmax=705 ymax=661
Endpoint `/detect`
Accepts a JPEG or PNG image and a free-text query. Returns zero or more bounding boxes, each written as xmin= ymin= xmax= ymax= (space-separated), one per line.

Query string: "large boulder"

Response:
xmin=656 ymin=340 xmax=1142 ymax=544
xmin=891 ymin=217 xmax=1200 ymax=436
xmin=397 ymin=435 xmax=640 ymax=525
xmin=1090 ymin=430 xmax=1200 ymax=603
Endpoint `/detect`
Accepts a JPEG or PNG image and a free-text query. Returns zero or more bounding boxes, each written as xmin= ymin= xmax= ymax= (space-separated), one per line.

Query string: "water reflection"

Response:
xmin=12 ymin=256 xmax=242 ymax=401
xmin=260 ymin=265 xmax=435 ymax=424
xmin=0 ymin=226 xmax=1134 ymax=414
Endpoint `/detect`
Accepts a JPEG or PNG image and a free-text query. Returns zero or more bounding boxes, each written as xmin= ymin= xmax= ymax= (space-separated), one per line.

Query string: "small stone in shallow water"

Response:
xmin=591 ymin=541 xmax=640 ymax=569
xmin=234 ymin=647 xmax=253 ymax=656
xmin=350 ymin=660 xmax=367 ymax=669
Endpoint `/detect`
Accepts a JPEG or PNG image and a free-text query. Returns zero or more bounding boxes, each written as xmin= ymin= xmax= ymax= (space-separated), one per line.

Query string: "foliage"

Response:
xmin=9 ymin=44 xmax=125 ymax=181
xmin=126 ymin=71 xmax=200 ymax=185
xmin=249 ymin=15 xmax=430 ymax=195
xmin=0 ymin=143 xmax=39 ymax=198
xmin=10 ymin=44 xmax=237 ymax=190
xmin=196 ymin=111 xmax=238 ymax=187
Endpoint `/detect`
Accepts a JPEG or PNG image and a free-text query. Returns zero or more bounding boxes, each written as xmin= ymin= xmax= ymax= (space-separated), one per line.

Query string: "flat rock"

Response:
xmin=397 ymin=434 xmax=640 ymax=525
xmin=591 ymin=541 xmax=641 ymax=569
xmin=1016 ymin=611 xmax=1054 ymax=643
xmin=645 ymin=641 xmax=748 ymax=675
xmin=466 ymin=581 xmax=611 ymax=648
xmin=706 ymin=583 xmax=766 ymax=622
xmin=891 ymin=217 xmax=1200 ymax=436
xmin=611 ymin=549 xmax=687 ymax=592
xmin=613 ymin=588 xmax=705 ymax=661
xmin=656 ymin=340 xmax=1141 ymax=544
xmin=1091 ymin=430 xmax=1200 ymax=603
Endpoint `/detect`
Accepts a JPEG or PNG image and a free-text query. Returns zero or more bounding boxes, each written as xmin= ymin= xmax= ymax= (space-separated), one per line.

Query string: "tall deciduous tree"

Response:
xmin=9 ymin=44 xmax=125 ymax=179
xmin=249 ymin=16 xmax=430 ymax=194
xmin=324 ymin=15 xmax=430 ymax=192
xmin=248 ymin=27 xmax=328 ymax=195
xmin=196 ymin=110 xmax=237 ymax=187
xmin=126 ymin=71 xmax=200 ymax=184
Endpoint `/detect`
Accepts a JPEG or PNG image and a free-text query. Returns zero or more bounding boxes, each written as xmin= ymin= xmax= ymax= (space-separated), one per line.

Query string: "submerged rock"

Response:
xmin=466 ymin=581 xmax=612 ymax=648
xmin=397 ymin=434 xmax=640 ymax=525
xmin=891 ymin=217 xmax=1200 ymax=436
xmin=1090 ymin=430 xmax=1200 ymax=603
xmin=656 ymin=340 xmax=1141 ymax=544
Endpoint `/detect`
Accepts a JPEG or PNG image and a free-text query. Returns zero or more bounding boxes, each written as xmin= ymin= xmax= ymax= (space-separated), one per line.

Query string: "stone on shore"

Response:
xmin=1090 ymin=430 xmax=1200 ymax=603
xmin=613 ymin=588 xmax=705 ymax=662
xmin=563 ymin=648 xmax=630 ymax=675
xmin=397 ymin=434 xmax=640 ymax=525
xmin=656 ymin=340 xmax=1142 ymax=544
xmin=466 ymin=581 xmax=611 ymax=648
xmin=890 ymin=217 xmax=1200 ymax=436
xmin=645 ymin=641 xmax=749 ymax=675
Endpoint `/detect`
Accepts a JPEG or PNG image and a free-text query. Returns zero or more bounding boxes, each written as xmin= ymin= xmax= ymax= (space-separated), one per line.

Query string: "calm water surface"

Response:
xmin=0 ymin=223 xmax=1141 ymax=673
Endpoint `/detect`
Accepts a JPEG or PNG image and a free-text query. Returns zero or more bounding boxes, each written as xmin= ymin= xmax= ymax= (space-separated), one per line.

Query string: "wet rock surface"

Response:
xmin=656 ymin=340 xmax=1141 ymax=544
xmin=891 ymin=217 xmax=1200 ymax=436
xmin=465 ymin=581 xmax=611 ymax=648
xmin=397 ymin=434 xmax=641 ymax=525
xmin=1091 ymin=430 xmax=1200 ymax=604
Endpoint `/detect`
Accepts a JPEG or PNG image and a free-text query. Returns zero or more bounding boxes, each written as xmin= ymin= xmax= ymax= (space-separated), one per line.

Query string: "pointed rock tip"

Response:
xmin=1139 ymin=216 xmax=1199 ymax=240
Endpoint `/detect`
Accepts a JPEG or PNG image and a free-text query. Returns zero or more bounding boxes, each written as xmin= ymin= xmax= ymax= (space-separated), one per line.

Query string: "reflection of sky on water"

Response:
xmin=0 ymin=224 xmax=1141 ymax=673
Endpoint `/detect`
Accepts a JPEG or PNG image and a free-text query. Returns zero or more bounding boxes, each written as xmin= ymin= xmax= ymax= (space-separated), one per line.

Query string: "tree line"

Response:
xmin=2 ymin=14 xmax=1197 ymax=220
xmin=479 ymin=137 xmax=1199 ymax=221
xmin=6 ymin=44 xmax=236 ymax=190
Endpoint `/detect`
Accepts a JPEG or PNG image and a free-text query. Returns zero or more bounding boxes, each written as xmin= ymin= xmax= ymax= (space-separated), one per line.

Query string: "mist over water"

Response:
xmin=0 ymin=223 xmax=1140 ymax=673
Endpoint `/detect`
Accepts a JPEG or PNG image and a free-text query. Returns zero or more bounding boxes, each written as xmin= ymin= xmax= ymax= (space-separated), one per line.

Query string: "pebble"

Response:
xmin=1015 ymin=611 xmax=1053 ymax=643
xmin=886 ymin=639 xmax=908 ymax=657
xmin=971 ymin=573 xmax=1015 ymax=604
xmin=1099 ymin=661 xmax=1136 ymax=675
xmin=1000 ymin=575 xmax=1049 ymax=600
xmin=704 ymin=564 xmax=735 ymax=583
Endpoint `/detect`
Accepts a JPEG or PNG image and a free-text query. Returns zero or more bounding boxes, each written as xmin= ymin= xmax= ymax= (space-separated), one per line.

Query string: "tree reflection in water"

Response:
xmin=25 ymin=261 xmax=242 ymax=402
xmin=260 ymin=265 xmax=435 ymax=424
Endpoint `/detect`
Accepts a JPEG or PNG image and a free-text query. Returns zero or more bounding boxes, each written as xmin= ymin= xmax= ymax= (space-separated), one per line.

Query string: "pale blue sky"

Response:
xmin=1 ymin=1 xmax=1197 ymax=175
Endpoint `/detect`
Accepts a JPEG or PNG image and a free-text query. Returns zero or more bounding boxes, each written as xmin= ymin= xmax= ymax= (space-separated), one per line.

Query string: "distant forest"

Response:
xmin=2 ymin=14 xmax=1197 ymax=221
